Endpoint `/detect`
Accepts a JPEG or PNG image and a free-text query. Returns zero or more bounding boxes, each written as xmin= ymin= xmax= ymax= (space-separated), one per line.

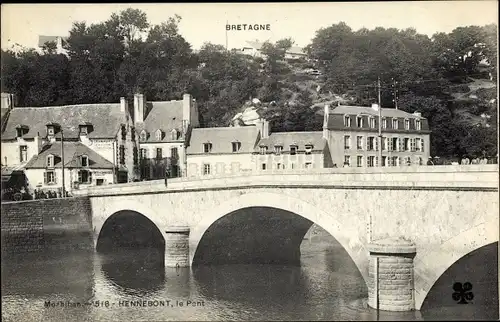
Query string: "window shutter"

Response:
xmin=421 ymin=139 xmax=424 ymax=152
xmin=44 ymin=172 xmax=48 ymax=184
xmin=375 ymin=156 xmax=379 ymax=167
xmin=88 ymin=172 xmax=93 ymax=184
xmin=400 ymin=138 xmax=404 ymax=152
xmin=375 ymin=137 xmax=378 ymax=151
xmin=78 ymin=171 xmax=82 ymax=183
xmin=53 ymin=171 xmax=57 ymax=184
xmin=366 ymin=138 xmax=369 ymax=150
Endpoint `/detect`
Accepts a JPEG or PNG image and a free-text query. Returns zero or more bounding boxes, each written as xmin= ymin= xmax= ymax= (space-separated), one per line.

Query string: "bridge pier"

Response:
xmin=164 ymin=226 xmax=190 ymax=267
xmin=368 ymin=238 xmax=416 ymax=312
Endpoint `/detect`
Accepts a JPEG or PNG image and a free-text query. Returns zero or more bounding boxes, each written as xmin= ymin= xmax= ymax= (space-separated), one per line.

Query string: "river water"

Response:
xmin=2 ymin=227 xmax=498 ymax=321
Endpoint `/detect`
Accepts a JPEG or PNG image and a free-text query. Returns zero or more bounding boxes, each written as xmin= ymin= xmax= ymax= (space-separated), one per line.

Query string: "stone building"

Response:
xmin=133 ymin=93 xmax=199 ymax=180
xmin=0 ymin=98 xmax=140 ymax=185
xmin=323 ymin=104 xmax=431 ymax=167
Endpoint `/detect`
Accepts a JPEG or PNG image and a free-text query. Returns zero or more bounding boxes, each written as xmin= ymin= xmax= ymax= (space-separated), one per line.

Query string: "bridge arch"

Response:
xmin=415 ymin=222 xmax=498 ymax=310
xmin=189 ymin=191 xmax=369 ymax=284
xmin=93 ymin=199 xmax=169 ymax=251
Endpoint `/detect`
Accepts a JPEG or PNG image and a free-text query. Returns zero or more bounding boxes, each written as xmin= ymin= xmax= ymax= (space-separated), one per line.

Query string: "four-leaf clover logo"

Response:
xmin=452 ymin=282 xmax=474 ymax=304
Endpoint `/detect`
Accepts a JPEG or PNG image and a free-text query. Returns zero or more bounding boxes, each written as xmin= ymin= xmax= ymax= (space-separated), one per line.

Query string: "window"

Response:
xmin=344 ymin=115 xmax=351 ymax=127
xmin=156 ymin=130 xmax=163 ymax=141
xmin=420 ymin=139 xmax=424 ymax=152
xmin=156 ymin=148 xmax=162 ymax=159
xmin=357 ymin=156 xmax=363 ymax=167
xmin=96 ymin=179 xmax=104 ymax=186
xmin=171 ymin=147 xmax=178 ymax=159
xmin=46 ymin=154 xmax=54 ymax=168
xmin=392 ymin=156 xmax=399 ymax=167
xmin=276 ymin=163 xmax=283 ymax=169
xmin=20 ymin=145 xmax=28 ymax=163
xmin=47 ymin=126 xmax=55 ymax=136
xmin=369 ymin=117 xmax=376 ymax=128
xmin=79 ymin=126 xmax=88 ymax=136
xmin=356 ymin=115 xmax=363 ymax=127
xmin=16 ymin=128 xmax=23 ymax=138
xmin=274 ymin=146 xmax=283 ymax=155
xmin=203 ymin=143 xmax=212 ymax=153
xmin=367 ymin=137 xmax=375 ymax=151
xmin=140 ymin=148 xmax=147 ymax=159
xmin=44 ymin=171 xmax=56 ymax=184
xmin=119 ymin=145 xmax=125 ymax=164
xmin=203 ymin=164 xmax=211 ymax=175
xmin=140 ymin=130 xmax=147 ymax=141
xmin=404 ymin=138 xmax=410 ymax=151
xmin=344 ymin=135 xmax=351 ymax=149
xmin=415 ymin=119 xmax=421 ymax=130
xmin=259 ymin=146 xmax=268 ymax=155
xmin=381 ymin=137 xmax=387 ymax=151
xmin=382 ymin=156 xmax=388 ymax=167
xmin=368 ymin=156 xmax=375 ymax=167
xmin=232 ymin=142 xmax=242 ymax=153
xmin=261 ymin=163 xmax=267 ymax=170
xmin=290 ymin=145 xmax=297 ymax=155
xmin=382 ymin=117 xmax=387 ymax=129
xmin=392 ymin=119 xmax=398 ymax=129
xmin=305 ymin=162 xmax=312 ymax=169
xmin=356 ymin=136 xmax=363 ymax=150
xmin=121 ymin=125 xmax=127 ymax=140
xmin=410 ymin=138 xmax=416 ymax=152
xmin=405 ymin=156 xmax=411 ymax=166
xmin=344 ymin=155 xmax=351 ymax=166
xmin=305 ymin=145 xmax=313 ymax=155
xmin=78 ymin=170 xmax=92 ymax=184
xmin=392 ymin=138 xmax=399 ymax=152
xmin=405 ymin=119 xmax=410 ymax=130
xmin=81 ymin=155 xmax=89 ymax=167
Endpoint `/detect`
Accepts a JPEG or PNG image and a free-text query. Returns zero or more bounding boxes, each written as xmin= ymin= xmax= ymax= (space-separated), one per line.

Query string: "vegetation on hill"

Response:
xmin=1 ymin=8 xmax=497 ymax=159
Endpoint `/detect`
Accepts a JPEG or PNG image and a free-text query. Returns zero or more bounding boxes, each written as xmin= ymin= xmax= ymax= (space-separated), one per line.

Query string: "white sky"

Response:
xmin=1 ymin=1 xmax=498 ymax=51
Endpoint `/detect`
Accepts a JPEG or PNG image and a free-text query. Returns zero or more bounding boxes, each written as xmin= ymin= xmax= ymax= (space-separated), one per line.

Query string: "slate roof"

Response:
xmin=135 ymin=101 xmax=184 ymax=143
xmin=25 ymin=142 xmax=114 ymax=169
xmin=329 ymin=105 xmax=424 ymax=119
xmin=187 ymin=126 xmax=261 ymax=154
xmin=2 ymin=104 xmax=126 ymax=140
xmin=256 ymin=132 xmax=326 ymax=153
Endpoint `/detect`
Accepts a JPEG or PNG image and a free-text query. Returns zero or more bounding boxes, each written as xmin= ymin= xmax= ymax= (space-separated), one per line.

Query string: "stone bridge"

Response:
xmin=74 ymin=165 xmax=499 ymax=312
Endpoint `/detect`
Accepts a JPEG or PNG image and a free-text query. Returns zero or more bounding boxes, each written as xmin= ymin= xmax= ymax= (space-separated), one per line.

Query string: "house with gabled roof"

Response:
xmin=24 ymin=142 xmax=115 ymax=193
xmin=186 ymin=123 xmax=264 ymax=177
xmin=133 ymin=93 xmax=199 ymax=179
xmin=1 ymin=97 xmax=140 ymax=184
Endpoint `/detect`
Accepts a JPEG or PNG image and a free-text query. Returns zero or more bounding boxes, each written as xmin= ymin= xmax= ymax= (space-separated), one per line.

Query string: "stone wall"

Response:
xmin=1 ymin=197 xmax=93 ymax=254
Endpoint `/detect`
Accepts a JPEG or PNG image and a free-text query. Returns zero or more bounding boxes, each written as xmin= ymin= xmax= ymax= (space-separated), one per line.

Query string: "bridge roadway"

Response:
xmin=74 ymin=165 xmax=499 ymax=311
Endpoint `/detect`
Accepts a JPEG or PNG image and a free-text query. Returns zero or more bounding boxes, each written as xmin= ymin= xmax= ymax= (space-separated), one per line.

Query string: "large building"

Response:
xmin=134 ymin=93 xmax=199 ymax=179
xmin=0 ymin=98 xmax=140 ymax=193
xmin=240 ymin=40 xmax=308 ymax=60
xmin=323 ymin=104 xmax=431 ymax=167
xmin=186 ymin=124 xmax=262 ymax=177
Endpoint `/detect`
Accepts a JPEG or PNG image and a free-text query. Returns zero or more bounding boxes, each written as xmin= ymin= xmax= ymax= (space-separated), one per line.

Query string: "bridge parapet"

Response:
xmin=73 ymin=165 xmax=498 ymax=197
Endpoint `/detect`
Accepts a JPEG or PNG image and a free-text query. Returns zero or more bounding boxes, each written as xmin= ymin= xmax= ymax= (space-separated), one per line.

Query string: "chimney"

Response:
xmin=262 ymin=120 xmax=270 ymax=139
xmin=182 ymin=93 xmax=193 ymax=132
xmin=413 ymin=111 xmax=422 ymax=117
xmin=1 ymin=93 xmax=14 ymax=110
xmin=134 ymin=93 xmax=145 ymax=123
xmin=371 ymin=103 xmax=379 ymax=111
xmin=34 ymin=132 xmax=43 ymax=154
xmin=120 ymin=97 xmax=127 ymax=113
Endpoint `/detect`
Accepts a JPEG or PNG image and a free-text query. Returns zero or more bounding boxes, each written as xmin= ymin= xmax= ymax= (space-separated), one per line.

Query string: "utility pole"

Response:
xmin=377 ymin=76 xmax=383 ymax=167
xmin=392 ymin=78 xmax=399 ymax=110
xmin=60 ymin=129 xmax=65 ymax=197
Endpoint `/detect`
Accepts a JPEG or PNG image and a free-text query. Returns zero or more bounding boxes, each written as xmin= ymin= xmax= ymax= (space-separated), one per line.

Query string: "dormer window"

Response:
xmin=356 ymin=115 xmax=363 ymax=127
xmin=155 ymin=129 xmax=163 ymax=141
xmin=232 ymin=141 xmax=241 ymax=153
xmin=81 ymin=155 xmax=89 ymax=167
xmin=140 ymin=130 xmax=147 ymax=142
xmin=274 ymin=145 xmax=283 ymax=155
xmin=47 ymin=154 xmax=55 ymax=168
xmin=344 ymin=115 xmax=351 ymax=127
xmin=415 ymin=119 xmax=421 ymax=130
xmin=404 ymin=118 xmax=410 ymax=130
xmin=79 ymin=123 xmax=92 ymax=136
xmin=369 ymin=116 xmax=376 ymax=128
xmin=170 ymin=129 xmax=178 ymax=140
xmin=15 ymin=125 xmax=29 ymax=138
xmin=259 ymin=146 xmax=268 ymax=155
xmin=46 ymin=122 xmax=60 ymax=138
xmin=290 ymin=145 xmax=297 ymax=155
xmin=203 ymin=143 xmax=212 ymax=153
xmin=305 ymin=145 xmax=313 ymax=155
xmin=392 ymin=118 xmax=399 ymax=129
xmin=47 ymin=126 xmax=55 ymax=136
